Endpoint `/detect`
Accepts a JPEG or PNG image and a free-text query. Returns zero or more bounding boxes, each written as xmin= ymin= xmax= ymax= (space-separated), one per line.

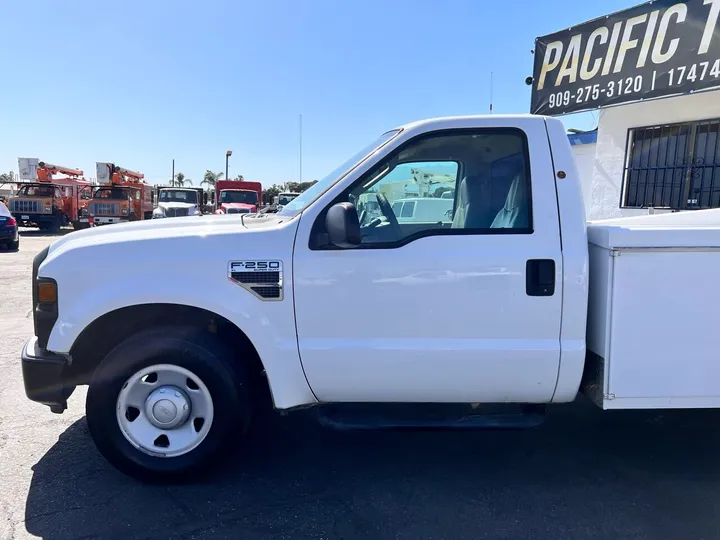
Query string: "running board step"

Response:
xmin=313 ymin=403 xmax=546 ymax=431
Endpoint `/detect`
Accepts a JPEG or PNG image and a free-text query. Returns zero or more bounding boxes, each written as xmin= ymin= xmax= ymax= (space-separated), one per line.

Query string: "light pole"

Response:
xmin=225 ymin=150 xmax=232 ymax=181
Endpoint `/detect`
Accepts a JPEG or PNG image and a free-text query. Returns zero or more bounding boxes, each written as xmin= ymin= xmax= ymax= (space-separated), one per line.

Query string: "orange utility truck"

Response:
xmin=87 ymin=163 xmax=155 ymax=226
xmin=9 ymin=160 xmax=93 ymax=232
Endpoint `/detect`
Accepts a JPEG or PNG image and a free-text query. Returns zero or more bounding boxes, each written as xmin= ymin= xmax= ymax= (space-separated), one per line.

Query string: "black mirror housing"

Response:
xmin=326 ymin=202 xmax=361 ymax=248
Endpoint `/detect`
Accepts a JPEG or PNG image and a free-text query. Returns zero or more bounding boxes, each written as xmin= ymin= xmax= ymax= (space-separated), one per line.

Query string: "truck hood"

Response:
xmin=159 ymin=201 xmax=197 ymax=209
xmin=46 ymin=212 xmax=292 ymax=256
xmin=220 ymin=202 xmax=255 ymax=209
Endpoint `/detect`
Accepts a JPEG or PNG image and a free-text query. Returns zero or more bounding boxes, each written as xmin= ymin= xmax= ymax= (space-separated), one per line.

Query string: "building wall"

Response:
xmin=589 ymin=91 xmax=720 ymax=220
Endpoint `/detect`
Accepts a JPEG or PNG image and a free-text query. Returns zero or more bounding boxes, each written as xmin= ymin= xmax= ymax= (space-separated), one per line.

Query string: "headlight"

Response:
xmin=45 ymin=206 xmax=51 ymax=212
xmin=121 ymin=208 xmax=128 ymax=215
xmin=153 ymin=209 xmax=166 ymax=218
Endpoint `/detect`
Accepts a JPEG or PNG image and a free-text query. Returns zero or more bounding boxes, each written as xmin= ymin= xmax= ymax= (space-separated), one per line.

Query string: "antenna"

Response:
xmin=489 ymin=71 xmax=493 ymax=114
xmin=299 ymin=114 xmax=303 ymax=183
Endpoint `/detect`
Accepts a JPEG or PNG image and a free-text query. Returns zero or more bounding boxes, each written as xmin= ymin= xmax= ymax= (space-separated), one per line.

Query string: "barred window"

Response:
xmin=622 ymin=119 xmax=720 ymax=210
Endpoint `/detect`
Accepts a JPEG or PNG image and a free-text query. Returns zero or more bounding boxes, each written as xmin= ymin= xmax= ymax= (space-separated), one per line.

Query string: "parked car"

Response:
xmin=0 ymin=202 xmax=19 ymax=250
xmin=19 ymin=114 xmax=720 ymax=484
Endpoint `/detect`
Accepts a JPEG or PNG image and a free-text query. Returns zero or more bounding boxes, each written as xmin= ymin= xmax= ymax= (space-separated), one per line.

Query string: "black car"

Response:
xmin=0 ymin=202 xmax=20 ymax=250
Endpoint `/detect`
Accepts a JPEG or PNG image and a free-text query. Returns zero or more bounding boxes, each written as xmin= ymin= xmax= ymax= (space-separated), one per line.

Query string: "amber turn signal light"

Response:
xmin=37 ymin=281 xmax=57 ymax=303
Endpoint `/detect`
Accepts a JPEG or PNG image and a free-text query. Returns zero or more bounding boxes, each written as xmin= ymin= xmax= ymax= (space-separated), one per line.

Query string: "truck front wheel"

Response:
xmin=86 ymin=326 xmax=251 ymax=483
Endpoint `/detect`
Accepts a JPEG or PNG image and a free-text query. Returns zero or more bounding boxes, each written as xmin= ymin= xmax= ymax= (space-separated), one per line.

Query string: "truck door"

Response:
xmin=292 ymin=120 xmax=563 ymax=403
xmin=77 ymin=186 xmax=91 ymax=219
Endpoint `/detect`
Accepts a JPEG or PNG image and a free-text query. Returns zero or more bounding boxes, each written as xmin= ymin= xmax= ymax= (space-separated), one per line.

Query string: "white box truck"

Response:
xmin=20 ymin=114 xmax=720 ymax=482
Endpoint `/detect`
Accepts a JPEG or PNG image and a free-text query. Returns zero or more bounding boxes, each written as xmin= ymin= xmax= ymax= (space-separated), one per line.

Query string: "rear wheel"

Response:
xmin=86 ymin=326 xmax=251 ymax=483
xmin=8 ymin=238 xmax=19 ymax=251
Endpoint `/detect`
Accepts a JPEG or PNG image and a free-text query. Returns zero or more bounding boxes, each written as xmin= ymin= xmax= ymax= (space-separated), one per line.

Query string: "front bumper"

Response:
xmin=93 ymin=216 xmax=128 ymax=225
xmin=21 ymin=337 xmax=74 ymax=413
xmin=12 ymin=213 xmax=54 ymax=224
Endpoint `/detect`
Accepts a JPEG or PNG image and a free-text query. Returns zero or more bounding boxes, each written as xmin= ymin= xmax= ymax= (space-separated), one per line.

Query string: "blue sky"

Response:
xmin=0 ymin=0 xmax=633 ymax=187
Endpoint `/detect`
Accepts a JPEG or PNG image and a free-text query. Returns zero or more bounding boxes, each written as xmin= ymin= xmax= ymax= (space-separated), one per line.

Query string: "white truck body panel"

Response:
xmin=585 ymin=209 xmax=720 ymax=409
xmin=40 ymin=213 xmax=317 ymax=409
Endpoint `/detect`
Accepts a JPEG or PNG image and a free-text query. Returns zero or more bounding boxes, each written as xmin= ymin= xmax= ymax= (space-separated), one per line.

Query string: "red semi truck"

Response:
xmin=214 ymin=180 xmax=262 ymax=214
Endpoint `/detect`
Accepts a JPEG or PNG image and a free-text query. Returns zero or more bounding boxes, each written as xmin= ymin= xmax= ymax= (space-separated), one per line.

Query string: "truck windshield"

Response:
xmin=17 ymin=185 xmax=54 ymax=197
xmin=277 ymin=129 xmax=402 ymax=217
xmin=94 ymin=188 xmax=128 ymax=199
xmin=221 ymin=190 xmax=258 ymax=204
xmin=160 ymin=190 xmax=197 ymax=203
xmin=278 ymin=193 xmax=298 ymax=206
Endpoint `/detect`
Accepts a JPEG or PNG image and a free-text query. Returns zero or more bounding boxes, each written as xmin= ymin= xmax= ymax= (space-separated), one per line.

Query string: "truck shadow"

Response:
xmin=23 ymin=398 xmax=720 ymax=540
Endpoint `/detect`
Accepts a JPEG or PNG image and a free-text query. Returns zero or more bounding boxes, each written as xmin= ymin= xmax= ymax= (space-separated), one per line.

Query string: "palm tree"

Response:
xmin=175 ymin=172 xmax=192 ymax=187
xmin=201 ymin=170 xmax=224 ymax=187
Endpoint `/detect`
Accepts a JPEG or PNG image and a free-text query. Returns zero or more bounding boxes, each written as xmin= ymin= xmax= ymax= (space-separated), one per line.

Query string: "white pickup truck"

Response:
xmin=21 ymin=115 xmax=720 ymax=483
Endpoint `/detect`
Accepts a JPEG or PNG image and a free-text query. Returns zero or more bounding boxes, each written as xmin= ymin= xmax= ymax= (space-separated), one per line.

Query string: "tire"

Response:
xmin=50 ymin=216 xmax=61 ymax=234
xmin=8 ymin=238 xmax=19 ymax=251
xmin=86 ymin=326 xmax=251 ymax=483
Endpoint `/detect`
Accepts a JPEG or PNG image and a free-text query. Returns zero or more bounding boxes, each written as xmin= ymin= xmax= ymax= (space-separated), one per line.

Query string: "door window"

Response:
xmin=338 ymin=129 xmax=532 ymax=247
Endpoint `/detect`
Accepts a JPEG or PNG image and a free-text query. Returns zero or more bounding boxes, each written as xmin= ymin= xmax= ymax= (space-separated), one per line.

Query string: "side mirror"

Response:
xmin=326 ymin=202 xmax=361 ymax=248
xmin=203 ymin=192 xmax=208 ymax=205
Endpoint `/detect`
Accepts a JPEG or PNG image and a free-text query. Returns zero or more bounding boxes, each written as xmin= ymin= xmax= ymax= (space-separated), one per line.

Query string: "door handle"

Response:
xmin=526 ymin=259 xmax=555 ymax=297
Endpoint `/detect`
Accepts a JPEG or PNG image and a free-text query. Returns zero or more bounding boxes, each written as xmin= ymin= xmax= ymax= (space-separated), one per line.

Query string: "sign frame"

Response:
xmin=530 ymin=0 xmax=720 ymax=116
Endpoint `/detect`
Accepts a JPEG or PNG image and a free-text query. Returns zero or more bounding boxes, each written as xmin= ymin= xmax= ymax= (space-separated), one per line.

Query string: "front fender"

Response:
xmin=46 ymin=269 xmax=316 ymax=410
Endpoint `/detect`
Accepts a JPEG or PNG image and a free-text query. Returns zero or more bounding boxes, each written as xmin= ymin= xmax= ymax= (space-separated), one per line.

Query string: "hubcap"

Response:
xmin=145 ymin=386 xmax=191 ymax=429
xmin=116 ymin=364 xmax=214 ymax=458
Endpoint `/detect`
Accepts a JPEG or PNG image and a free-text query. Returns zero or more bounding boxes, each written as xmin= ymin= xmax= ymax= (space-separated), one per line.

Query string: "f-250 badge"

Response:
xmin=227 ymin=260 xmax=283 ymax=301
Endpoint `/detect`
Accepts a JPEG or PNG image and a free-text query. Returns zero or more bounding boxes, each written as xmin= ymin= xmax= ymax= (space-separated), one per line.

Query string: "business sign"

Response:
xmin=531 ymin=0 xmax=720 ymax=115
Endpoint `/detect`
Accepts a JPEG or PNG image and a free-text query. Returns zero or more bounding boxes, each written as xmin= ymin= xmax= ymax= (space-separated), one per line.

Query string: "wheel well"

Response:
xmin=68 ymin=304 xmax=272 ymax=407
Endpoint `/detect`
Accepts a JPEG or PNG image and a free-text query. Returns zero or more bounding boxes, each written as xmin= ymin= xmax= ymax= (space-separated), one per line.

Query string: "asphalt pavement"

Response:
xmin=2 ymin=230 xmax=720 ymax=540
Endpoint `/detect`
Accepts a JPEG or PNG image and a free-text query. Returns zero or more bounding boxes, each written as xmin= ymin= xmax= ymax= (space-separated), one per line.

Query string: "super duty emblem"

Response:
xmin=228 ymin=260 xmax=283 ymax=301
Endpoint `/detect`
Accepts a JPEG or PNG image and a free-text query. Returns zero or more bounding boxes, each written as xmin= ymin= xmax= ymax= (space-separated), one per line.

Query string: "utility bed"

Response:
xmin=583 ymin=209 xmax=720 ymax=410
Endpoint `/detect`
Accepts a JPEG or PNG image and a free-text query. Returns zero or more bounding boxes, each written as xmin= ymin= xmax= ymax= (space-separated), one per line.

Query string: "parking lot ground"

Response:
xmin=3 ymin=231 xmax=720 ymax=540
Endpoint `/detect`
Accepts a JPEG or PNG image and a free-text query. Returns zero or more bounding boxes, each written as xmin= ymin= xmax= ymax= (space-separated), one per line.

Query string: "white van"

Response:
xmin=390 ymin=197 xmax=453 ymax=223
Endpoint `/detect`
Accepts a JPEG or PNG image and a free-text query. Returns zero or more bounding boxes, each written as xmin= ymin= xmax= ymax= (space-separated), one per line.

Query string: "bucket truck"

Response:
xmin=9 ymin=159 xmax=93 ymax=232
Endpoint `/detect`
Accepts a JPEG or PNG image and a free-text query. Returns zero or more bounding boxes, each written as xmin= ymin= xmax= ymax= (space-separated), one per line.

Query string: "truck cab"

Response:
xmin=215 ymin=180 xmax=263 ymax=214
xmin=275 ymin=191 xmax=300 ymax=211
xmin=153 ymin=187 xmax=203 ymax=218
xmin=20 ymin=114 xmax=590 ymax=482
xmin=89 ymin=186 xmax=138 ymax=225
xmin=9 ymin=183 xmax=64 ymax=230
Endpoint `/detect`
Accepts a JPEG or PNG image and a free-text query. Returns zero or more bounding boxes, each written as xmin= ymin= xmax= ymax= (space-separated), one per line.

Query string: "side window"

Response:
xmin=400 ymin=200 xmax=415 ymax=218
xmin=340 ymin=129 xmax=532 ymax=247
xmin=54 ymin=188 xmax=63 ymax=199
